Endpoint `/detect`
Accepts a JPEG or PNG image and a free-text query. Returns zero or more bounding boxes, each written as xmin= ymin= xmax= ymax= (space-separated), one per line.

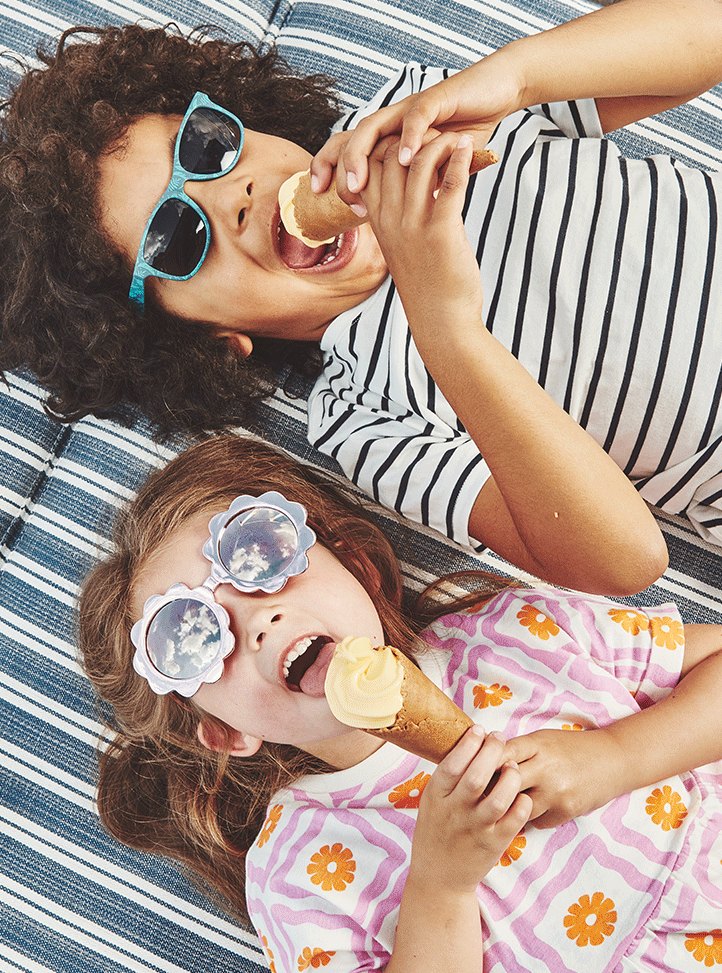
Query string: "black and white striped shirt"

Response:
xmin=308 ymin=65 xmax=722 ymax=549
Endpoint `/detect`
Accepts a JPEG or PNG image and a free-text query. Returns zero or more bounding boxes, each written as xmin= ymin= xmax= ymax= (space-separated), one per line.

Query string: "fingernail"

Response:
xmin=346 ymin=171 xmax=359 ymax=193
xmin=310 ymin=174 xmax=320 ymax=193
xmin=490 ymin=731 xmax=506 ymax=743
xmin=471 ymin=724 xmax=485 ymax=737
xmin=350 ymin=202 xmax=367 ymax=218
xmin=457 ymin=134 xmax=473 ymax=149
xmin=399 ymin=146 xmax=412 ymax=165
xmin=505 ymin=760 xmax=519 ymax=770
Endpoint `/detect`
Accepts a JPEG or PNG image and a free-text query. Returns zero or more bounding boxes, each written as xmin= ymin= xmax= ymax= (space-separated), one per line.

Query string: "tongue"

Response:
xmin=300 ymin=640 xmax=337 ymax=698
xmin=279 ymin=226 xmax=327 ymax=268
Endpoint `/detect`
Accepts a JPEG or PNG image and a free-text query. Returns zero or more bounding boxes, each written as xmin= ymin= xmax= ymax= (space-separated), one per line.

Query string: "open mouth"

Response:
xmin=283 ymin=635 xmax=334 ymax=692
xmin=278 ymin=223 xmax=345 ymax=270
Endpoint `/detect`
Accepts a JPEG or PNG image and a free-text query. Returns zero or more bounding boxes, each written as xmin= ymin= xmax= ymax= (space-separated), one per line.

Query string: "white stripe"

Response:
xmin=1 ymin=674 xmax=102 ymax=743
xmin=2 ymin=810 xmax=263 ymax=958
xmin=0 ymin=0 xmax=68 ymax=36
xmin=630 ymin=115 xmax=722 ymax=169
xmin=1 ymin=879 xmax=200 ymax=973
xmin=284 ymin=0 xmax=493 ymax=60
xmin=3 ymin=554 xmax=78 ymax=603
xmin=0 ymin=609 xmax=78 ymax=669
xmin=2 ymin=745 xmax=94 ymax=807
xmin=0 ymin=946 xmax=55 ymax=973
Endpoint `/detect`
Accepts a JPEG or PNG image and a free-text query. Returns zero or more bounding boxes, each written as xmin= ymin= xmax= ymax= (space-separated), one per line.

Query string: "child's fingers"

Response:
xmin=477 ymin=760 xmax=527 ymax=825
xmin=310 ymin=131 xmax=353 ymax=194
xmin=431 ymin=134 xmax=475 ymax=214
xmin=397 ymin=99 xmax=443 ymax=165
xmin=433 ymin=727 xmax=506 ymax=800
xmin=431 ymin=725 xmax=488 ymax=796
xmin=374 ymin=131 xmax=471 ymax=227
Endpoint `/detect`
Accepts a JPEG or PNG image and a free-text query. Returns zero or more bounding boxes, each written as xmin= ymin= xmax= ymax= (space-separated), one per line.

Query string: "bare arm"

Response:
xmin=362 ymin=135 xmax=667 ymax=594
xmin=386 ymin=730 xmax=530 ymax=973
xmin=503 ymin=622 xmax=722 ymax=827
xmin=313 ymin=0 xmax=722 ymax=200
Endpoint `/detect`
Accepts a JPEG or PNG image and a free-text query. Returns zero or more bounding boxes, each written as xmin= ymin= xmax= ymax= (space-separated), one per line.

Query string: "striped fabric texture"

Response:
xmin=2 ymin=2 xmax=722 ymax=972
xmin=309 ymin=77 xmax=722 ymax=547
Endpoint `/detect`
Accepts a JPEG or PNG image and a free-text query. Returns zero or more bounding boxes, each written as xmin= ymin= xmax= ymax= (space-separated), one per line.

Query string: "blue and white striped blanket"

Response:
xmin=2 ymin=2 xmax=722 ymax=971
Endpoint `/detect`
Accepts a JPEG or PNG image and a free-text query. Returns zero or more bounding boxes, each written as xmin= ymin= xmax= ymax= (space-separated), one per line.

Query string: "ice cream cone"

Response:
xmin=279 ymin=148 xmax=499 ymax=246
xmin=364 ymin=647 xmax=473 ymax=763
xmin=324 ymin=637 xmax=474 ymax=764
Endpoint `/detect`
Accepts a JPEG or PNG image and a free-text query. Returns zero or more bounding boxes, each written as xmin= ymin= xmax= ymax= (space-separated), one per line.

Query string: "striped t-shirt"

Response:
xmin=308 ymin=65 xmax=722 ymax=549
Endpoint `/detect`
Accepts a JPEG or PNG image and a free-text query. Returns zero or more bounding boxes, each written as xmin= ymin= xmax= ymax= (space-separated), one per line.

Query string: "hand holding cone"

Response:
xmin=279 ymin=148 xmax=499 ymax=247
xmin=325 ymin=636 xmax=474 ymax=763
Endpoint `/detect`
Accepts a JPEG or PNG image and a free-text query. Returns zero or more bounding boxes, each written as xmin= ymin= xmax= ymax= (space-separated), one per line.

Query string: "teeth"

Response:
xmin=283 ymin=636 xmax=315 ymax=679
xmin=319 ymin=234 xmax=344 ymax=265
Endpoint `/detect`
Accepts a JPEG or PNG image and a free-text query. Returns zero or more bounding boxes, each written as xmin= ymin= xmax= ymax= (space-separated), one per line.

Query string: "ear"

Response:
xmin=197 ymin=720 xmax=262 ymax=757
xmin=219 ymin=331 xmax=253 ymax=359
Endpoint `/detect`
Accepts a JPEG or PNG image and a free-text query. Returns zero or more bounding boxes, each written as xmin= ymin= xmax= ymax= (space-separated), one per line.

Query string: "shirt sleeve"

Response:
xmin=332 ymin=62 xmax=453 ymax=133
xmin=309 ymin=377 xmax=490 ymax=550
xmin=527 ymin=98 xmax=605 ymax=140
xmin=495 ymin=589 xmax=685 ymax=706
xmin=427 ymin=588 xmax=686 ymax=711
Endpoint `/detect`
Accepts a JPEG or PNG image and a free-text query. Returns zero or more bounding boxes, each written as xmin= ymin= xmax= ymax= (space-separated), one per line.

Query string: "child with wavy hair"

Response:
xmin=79 ymin=434 xmax=722 ymax=972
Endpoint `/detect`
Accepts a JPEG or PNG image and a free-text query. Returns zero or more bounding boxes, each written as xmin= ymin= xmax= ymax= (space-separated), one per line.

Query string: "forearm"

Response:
xmin=496 ymin=0 xmax=722 ymax=111
xmin=416 ymin=318 xmax=666 ymax=594
xmin=386 ymin=876 xmax=483 ymax=973
xmin=602 ymin=644 xmax=722 ymax=795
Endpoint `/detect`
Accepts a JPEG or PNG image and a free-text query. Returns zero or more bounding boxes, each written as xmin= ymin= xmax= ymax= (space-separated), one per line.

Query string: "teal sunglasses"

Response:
xmin=128 ymin=92 xmax=244 ymax=311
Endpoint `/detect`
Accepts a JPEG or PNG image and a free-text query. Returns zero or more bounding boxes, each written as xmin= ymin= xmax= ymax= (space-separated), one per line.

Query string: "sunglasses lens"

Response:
xmin=180 ymin=107 xmax=242 ymax=175
xmin=218 ymin=508 xmax=299 ymax=585
xmin=143 ymin=198 xmax=207 ymax=276
xmin=146 ymin=598 xmax=222 ymax=680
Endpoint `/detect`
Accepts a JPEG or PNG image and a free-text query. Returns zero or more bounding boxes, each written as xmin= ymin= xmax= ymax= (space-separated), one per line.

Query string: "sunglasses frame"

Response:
xmin=128 ymin=91 xmax=245 ymax=312
xmin=130 ymin=492 xmax=316 ymax=696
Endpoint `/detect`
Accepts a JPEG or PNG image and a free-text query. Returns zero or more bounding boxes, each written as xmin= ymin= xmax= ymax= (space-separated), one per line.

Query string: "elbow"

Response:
xmin=586 ymin=527 xmax=669 ymax=598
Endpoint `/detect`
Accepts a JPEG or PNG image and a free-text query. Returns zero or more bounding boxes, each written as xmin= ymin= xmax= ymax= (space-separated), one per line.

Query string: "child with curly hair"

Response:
xmin=6 ymin=0 xmax=722 ymax=589
xmin=78 ymin=433 xmax=722 ymax=973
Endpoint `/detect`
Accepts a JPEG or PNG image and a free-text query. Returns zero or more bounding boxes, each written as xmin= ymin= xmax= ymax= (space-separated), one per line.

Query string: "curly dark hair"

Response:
xmin=0 ymin=24 xmax=342 ymax=434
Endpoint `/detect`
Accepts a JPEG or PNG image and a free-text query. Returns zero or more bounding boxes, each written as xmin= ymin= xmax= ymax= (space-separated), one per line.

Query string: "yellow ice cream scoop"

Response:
xmin=325 ymin=635 xmax=475 ymax=763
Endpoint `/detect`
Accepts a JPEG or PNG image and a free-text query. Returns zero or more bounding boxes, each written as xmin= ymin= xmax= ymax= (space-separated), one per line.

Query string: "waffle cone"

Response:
xmin=286 ymin=148 xmax=499 ymax=243
xmin=364 ymin=647 xmax=474 ymax=763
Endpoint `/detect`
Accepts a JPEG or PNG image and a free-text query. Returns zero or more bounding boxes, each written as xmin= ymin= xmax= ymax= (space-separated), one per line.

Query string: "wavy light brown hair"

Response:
xmin=0 ymin=25 xmax=340 ymax=434
xmin=78 ymin=434 xmax=504 ymax=920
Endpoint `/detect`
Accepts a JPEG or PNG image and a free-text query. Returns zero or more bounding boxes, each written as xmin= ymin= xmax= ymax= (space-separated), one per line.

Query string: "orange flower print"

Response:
xmin=257 ymin=804 xmax=283 ymax=847
xmin=473 ymin=683 xmax=513 ymax=709
xmin=649 ymin=616 xmax=684 ymax=651
xmin=562 ymin=723 xmax=584 ymax=731
xmin=261 ymin=935 xmax=277 ymax=973
xmin=645 ymin=785 xmax=688 ymax=831
xmin=298 ymin=947 xmax=336 ymax=970
xmin=563 ymin=893 xmax=617 ymax=947
xmin=608 ymin=608 xmax=650 ymax=635
xmin=496 ymin=830 xmax=526 ymax=867
xmin=307 ymin=843 xmax=356 ymax=892
xmin=389 ymin=772 xmax=431 ymax=809
xmin=517 ymin=605 xmax=560 ymax=640
xmin=685 ymin=930 xmax=722 ymax=966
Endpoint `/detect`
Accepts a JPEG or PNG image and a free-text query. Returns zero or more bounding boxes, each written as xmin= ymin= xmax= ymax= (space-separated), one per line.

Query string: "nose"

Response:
xmin=184 ymin=167 xmax=253 ymax=233
xmin=215 ymin=586 xmax=282 ymax=652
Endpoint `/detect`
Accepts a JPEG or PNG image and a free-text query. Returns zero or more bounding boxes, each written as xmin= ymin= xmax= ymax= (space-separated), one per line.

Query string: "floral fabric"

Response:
xmin=246 ymin=588 xmax=722 ymax=972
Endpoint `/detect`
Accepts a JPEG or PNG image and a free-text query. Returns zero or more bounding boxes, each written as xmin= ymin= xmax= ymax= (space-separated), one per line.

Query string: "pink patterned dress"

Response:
xmin=246 ymin=588 xmax=722 ymax=972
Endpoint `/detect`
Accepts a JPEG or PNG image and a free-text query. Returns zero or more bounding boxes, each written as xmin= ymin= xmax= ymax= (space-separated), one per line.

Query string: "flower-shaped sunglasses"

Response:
xmin=131 ymin=492 xmax=316 ymax=696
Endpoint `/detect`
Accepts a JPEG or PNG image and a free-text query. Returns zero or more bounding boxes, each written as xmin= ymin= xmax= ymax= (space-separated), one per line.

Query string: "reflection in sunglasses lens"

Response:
xmin=144 ymin=199 xmax=207 ymax=276
xmin=180 ymin=108 xmax=241 ymax=175
xmin=219 ymin=509 xmax=299 ymax=584
xmin=147 ymin=599 xmax=222 ymax=679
